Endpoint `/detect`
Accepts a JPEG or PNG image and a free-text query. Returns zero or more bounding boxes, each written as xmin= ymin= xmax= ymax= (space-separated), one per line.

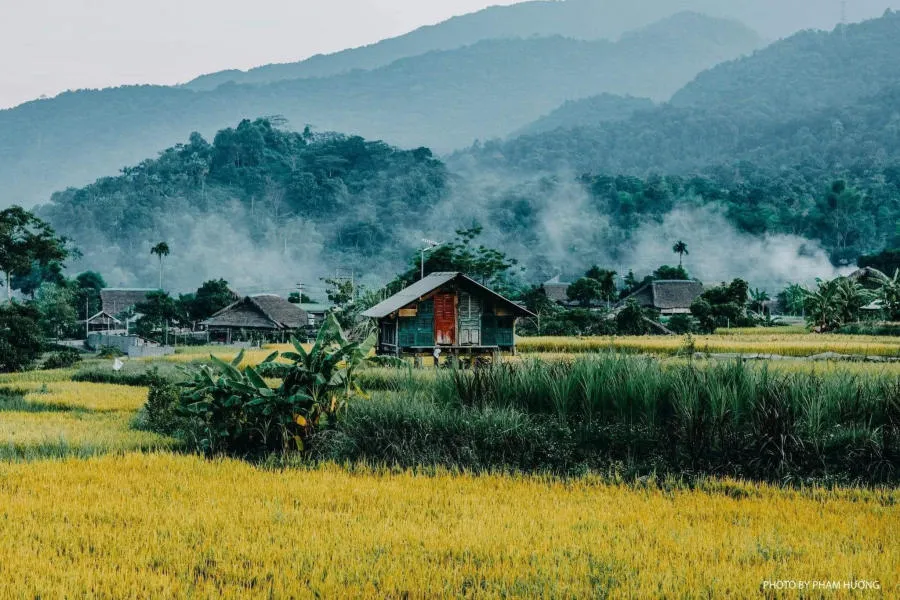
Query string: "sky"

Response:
xmin=0 ymin=0 xmax=521 ymax=109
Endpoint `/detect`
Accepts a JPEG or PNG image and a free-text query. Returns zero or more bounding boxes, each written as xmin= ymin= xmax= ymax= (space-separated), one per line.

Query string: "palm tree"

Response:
xmin=876 ymin=269 xmax=900 ymax=320
xmin=749 ymin=288 xmax=771 ymax=315
xmin=672 ymin=240 xmax=689 ymax=267
xmin=150 ymin=242 xmax=170 ymax=290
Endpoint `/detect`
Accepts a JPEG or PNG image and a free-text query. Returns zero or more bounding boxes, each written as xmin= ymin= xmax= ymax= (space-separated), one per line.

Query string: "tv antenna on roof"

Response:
xmin=420 ymin=238 xmax=443 ymax=280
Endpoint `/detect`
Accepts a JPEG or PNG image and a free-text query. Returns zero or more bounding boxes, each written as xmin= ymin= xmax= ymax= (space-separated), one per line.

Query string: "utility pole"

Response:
xmin=297 ymin=281 xmax=304 ymax=303
xmin=85 ymin=296 xmax=89 ymax=340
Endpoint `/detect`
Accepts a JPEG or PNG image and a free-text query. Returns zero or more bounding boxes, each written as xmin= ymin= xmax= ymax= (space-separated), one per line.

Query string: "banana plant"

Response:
xmin=265 ymin=313 xmax=376 ymax=428
xmin=176 ymin=314 xmax=375 ymax=456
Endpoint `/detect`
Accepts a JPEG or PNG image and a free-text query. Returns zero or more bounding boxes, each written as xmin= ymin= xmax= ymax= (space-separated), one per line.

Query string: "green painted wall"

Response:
xmin=398 ymin=299 xmax=434 ymax=347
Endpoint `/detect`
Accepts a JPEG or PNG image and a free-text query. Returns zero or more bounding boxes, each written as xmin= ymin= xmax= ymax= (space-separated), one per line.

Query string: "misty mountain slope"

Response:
xmin=458 ymin=12 xmax=900 ymax=175
xmin=671 ymin=9 xmax=900 ymax=115
xmin=0 ymin=12 xmax=760 ymax=207
xmin=458 ymin=84 xmax=900 ymax=177
xmin=184 ymin=0 xmax=900 ymax=91
xmin=37 ymin=119 xmax=449 ymax=290
xmin=40 ymin=116 xmax=900 ymax=292
xmin=515 ymin=94 xmax=655 ymax=136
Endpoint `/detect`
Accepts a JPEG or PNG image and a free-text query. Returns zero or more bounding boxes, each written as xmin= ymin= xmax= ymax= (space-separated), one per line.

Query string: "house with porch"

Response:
xmin=202 ymin=294 xmax=309 ymax=343
xmin=362 ymin=272 xmax=534 ymax=358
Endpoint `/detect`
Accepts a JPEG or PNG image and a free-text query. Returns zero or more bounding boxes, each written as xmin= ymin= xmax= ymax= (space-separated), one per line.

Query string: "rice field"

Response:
xmin=0 ymin=374 xmax=175 ymax=461
xmin=1 ymin=334 xmax=898 ymax=597
xmin=518 ymin=332 xmax=900 ymax=357
xmin=0 ymin=454 xmax=895 ymax=598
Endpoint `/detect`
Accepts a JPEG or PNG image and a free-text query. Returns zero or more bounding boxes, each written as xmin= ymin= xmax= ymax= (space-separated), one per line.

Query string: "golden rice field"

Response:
xmin=0 ymin=374 xmax=174 ymax=460
xmin=518 ymin=332 xmax=900 ymax=358
xmin=0 ymin=454 xmax=895 ymax=599
xmin=1 ymin=340 xmax=898 ymax=598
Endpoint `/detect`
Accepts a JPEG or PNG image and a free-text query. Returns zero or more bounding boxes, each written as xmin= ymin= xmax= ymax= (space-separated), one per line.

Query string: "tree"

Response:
xmin=11 ymin=261 xmax=66 ymax=299
xmin=34 ymin=283 xmax=77 ymax=339
xmin=777 ymin=283 xmax=807 ymax=316
xmin=288 ymin=292 xmax=313 ymax=304
xmin=567 ymin=277 xmax=604 ymax=307
xmin=876 ymin=269 xmax=900 ymax=320
xmin=653 ymin=265 xmax=689 ymax=281
xmin=690 ymin=279 xmax=751 ymax=333
xmin=184 ymin=279 xmax=235 ymax=323
xmin=0 ymin=207 xmax=71 ymax=302
xmin=615 ymin=299 xmax=650 ymax=335
xmin=73 ymin=271 xmax=106 ymax=322
xmin=402 ymin=225 xmax=519 ymax=289
xmin=150 ymin=242 xmax=170 ymax=290
xmin=672 ymin=240 xmax=689 ymax=267
xmin=134 ymin=291 xmax=182 ymax=341
xmin=0 ymin=302 xmax=44 ymax=372
xmin=749 ymin=288 xmax=771 ymax=315
xmin=584 ymin=266 xmax=618 ymax=304
xmin=803 ymin=277 xmax=871 ymax=331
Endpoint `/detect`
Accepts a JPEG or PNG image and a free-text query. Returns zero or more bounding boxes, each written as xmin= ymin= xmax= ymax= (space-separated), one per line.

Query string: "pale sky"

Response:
xmin=0 ymin=0 xmax=521 ymax=109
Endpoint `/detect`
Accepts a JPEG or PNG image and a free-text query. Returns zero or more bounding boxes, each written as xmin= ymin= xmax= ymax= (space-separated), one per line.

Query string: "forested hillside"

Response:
xmin=38 ymin=119 xmax=448 ymax=290
xmin=184 ymin=0 xmax=899 ymax=90
xmin=514 ymin=94 xmax=655 ymax=136
xmin=0 ymin=13 xmax=758 ymax=207
xmin=671 ymin=9 xmax=900 ymax=115
xmin=40 ymin=113 xmax=900 ymax=292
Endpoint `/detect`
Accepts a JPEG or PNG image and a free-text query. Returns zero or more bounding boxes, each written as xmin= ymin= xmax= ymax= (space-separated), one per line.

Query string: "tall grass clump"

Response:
xmin=342 ymin=355 xmax=899 ymax=483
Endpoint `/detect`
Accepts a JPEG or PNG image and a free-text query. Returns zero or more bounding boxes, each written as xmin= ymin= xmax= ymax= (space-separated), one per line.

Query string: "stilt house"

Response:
xmin=362 ymin=272 xmax=534 ymax=357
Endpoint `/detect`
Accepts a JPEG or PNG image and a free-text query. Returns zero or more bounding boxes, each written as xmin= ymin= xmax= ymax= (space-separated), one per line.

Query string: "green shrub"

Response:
xmin=42 ymin=348 xmax=82 ymax=370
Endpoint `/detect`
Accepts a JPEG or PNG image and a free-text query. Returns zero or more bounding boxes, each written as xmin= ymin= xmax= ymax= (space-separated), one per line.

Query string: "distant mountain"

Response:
xmin=671 ymin=9 xmax=900 ymax=116
xmin=460 ymin=11 xmax=900 ymax=175
xmin=0 ymin=12 xmax=760 ymax=206
xmin=515 ymin=94 xmax=655 ymax=136
xmin=185 ymin=0 xmax=900 ymax=90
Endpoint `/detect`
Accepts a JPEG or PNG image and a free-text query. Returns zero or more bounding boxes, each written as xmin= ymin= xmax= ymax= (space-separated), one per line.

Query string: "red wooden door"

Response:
xmin=433 ymin=293 xmax=456 ymax=346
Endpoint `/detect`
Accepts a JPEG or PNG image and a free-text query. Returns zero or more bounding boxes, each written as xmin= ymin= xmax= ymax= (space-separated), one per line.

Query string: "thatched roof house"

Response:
xmin=100 ymin=288 xmax=158 ymax=316
xmin=541 ymin=276 xmax=572 ymax=305
xmin=624 ymin=280 xmax=704 ymax=315
xmin=202 ymin=295 xmax=309 ymax=342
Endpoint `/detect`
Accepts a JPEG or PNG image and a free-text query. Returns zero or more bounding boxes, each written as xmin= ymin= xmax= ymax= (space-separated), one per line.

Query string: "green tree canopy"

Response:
xmin=0 ymin=206 xmax=72 ymax=302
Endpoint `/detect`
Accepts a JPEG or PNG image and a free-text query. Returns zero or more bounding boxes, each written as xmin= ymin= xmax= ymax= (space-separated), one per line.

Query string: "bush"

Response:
xmin=96 ymin=345 xmax=125 ymax=358
xmin=836 ymin=322 xmax=900 ymax=336
xmin=142 ymin=381 xmax=184 ymax=436
xmin=666 ymin=314 xmax=696 ymax=334
xmin=42 ymin=348 xmax=82 ymax=370
xmin=0 ymin=303 xmax=44 ymax=372
xmin=168 ymin=314 xmax=376 ymax=456
xmin=73 ymin=363 xmax=184 ymax=386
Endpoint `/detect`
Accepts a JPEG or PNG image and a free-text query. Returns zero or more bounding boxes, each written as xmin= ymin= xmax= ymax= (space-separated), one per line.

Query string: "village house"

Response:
xmin=622 ymin=280 xmax=705 ymax=315
xmin=202 ymin=294 xmax=309 ymax=343
xmin=541 ymin=275 xmax=572 ymax=305
xmin=362 ymin=272 xmax=534 ymax=358
xmin=83 ymin=288 xmax=158 ymax=333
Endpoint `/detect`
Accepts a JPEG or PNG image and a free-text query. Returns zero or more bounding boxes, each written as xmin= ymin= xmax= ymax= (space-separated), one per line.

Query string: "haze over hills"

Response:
xmin=514 ymin=94 xmax=655 ymax=137
xmin=185 ymin=0 xmax=900 ymax=91
xmin=473 ymin=10 xmax=900 ymax=173
xmin=0 ymin=12 xmax=759 ymax=207
xmin=38 ymin=11 xmax=900 ymax=289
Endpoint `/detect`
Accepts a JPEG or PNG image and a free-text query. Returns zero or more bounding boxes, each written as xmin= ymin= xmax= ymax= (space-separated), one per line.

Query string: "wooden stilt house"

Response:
xmin=362 ymin=272 xmax=534 ymax=358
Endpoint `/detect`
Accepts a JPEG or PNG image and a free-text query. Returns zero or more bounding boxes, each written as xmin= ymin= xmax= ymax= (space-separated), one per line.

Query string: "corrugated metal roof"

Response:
xmin=362 ymin=272 xmax=458 ymax=318
xmin=362 ymin=272 xmax=535 ymax=319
